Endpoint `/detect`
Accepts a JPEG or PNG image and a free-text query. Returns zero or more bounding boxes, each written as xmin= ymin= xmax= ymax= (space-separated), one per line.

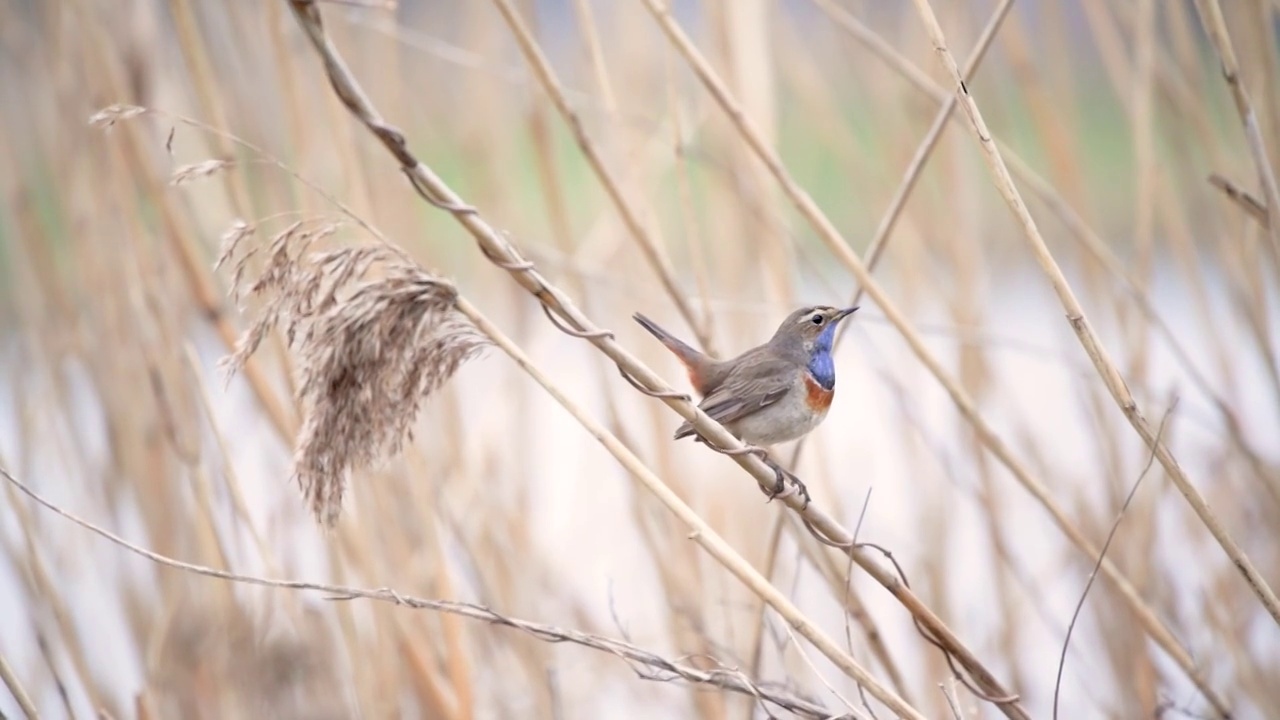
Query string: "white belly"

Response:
xmin=729 ymin=388 xmax=830 ymax=446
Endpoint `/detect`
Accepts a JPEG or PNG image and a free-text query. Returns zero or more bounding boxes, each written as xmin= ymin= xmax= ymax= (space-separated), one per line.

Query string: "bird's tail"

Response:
xmin=632 ymin=312 xmax=712 ymax=391
xmin=633 ymin=313 xmax=703 ymax=361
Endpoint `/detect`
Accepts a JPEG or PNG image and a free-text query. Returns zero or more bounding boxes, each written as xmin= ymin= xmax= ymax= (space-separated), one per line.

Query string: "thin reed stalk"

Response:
xmin=906 ymin=0 xmax=1280 ymax=630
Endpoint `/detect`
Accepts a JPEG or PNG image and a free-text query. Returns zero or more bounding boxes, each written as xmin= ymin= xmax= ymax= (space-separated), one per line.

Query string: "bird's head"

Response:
xmin=770 ymin=305 xmax=859 ymax=356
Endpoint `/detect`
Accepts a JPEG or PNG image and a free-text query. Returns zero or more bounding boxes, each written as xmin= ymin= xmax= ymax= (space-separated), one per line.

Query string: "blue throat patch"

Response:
xmin=807 ymin=322 xmax=839 ymax=390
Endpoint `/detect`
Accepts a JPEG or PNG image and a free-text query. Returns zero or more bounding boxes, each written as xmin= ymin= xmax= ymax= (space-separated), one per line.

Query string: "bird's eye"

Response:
xmin=810 ymin=314 xmax=824 ymax=325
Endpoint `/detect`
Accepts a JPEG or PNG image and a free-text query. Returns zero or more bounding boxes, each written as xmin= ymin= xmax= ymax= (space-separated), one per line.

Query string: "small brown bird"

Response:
xmin=634 ymin=305 xmax=858 ymax=503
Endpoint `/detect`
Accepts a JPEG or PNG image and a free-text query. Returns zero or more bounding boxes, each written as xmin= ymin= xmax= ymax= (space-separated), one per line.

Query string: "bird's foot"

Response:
xmin=763 ymin=459 xmax=810 ymax=509
xmin=703 ymin=440 xmax=810 ymax=508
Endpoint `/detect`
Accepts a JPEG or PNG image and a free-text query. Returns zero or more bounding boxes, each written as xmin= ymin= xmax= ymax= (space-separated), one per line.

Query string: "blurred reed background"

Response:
xmin=0 ymin=0 xmax=1278 ymax=718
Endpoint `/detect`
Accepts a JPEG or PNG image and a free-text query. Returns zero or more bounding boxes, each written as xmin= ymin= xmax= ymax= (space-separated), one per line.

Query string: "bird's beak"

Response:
xmin=834 ymin=306 xmax=859 ymax=321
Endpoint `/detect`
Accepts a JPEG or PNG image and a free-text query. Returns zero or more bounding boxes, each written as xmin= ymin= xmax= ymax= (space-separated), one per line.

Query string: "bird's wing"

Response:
xmin=673 ymin=356 xmax=795 ymax=440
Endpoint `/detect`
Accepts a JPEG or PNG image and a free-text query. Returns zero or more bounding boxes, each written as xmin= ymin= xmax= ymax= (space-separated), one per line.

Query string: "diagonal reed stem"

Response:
xmin=0 ymin=466 xmax=845 ymax=720
xmin=905 ymin=0 xmax=1280 ymax=630
xmin=488 ymin=0 xmax=715 ymax=355
xmin=1192 ymin=0 xmax=1280 ymax=268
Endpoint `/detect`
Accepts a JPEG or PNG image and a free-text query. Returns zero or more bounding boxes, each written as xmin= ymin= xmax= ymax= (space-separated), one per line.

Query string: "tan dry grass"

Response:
xmin=1 ymin=2 xmax=1278 ymax=719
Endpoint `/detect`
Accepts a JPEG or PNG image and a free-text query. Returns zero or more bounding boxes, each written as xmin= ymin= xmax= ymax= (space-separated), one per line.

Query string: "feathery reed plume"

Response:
xmin=219 ymin=223 xmax=487 ymax=526
xmin=169 ymin=158 xmax=232 ymax=185
xmin=87 ymin=103 xmax=147 ymax=129
xmin=88 ymin=105 xmax=490 ymax=526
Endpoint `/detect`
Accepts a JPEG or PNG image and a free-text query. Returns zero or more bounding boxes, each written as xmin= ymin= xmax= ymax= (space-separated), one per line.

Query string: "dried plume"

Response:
xmin=219 ymin=220 xmax=488 ymax=526
xmin=87 ymin=103 xmax=147 ymax=129
xmin=169 ymin=158 xmax=232 ymax=185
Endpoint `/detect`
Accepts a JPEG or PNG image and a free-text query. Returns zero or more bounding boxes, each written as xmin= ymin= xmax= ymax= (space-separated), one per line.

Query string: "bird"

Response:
xmin=633 ymin=305 xmax=859 ymax=504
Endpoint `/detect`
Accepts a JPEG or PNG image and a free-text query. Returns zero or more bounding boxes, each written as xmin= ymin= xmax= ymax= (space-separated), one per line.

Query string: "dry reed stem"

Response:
xmin=775 ymin=622 xmax=864 ymax=719
xmin=720 ymin=1 xmax=794 ymax=308
xmin=941 ymin=677 xmax=966 ymax=720
xmin=752 ymin=508 xmax=916 ymax=710
xmin=1052 ymin=403 xmax=1177 ymax=720
xmin=624 ymin=507 xmax=730 ymax=719
xmin=83 ymin=102 xmax=296 ymax=442
xmin=398 ymin=642 xmax=459 ymax=720
xmin=850 ymin=0 xmax=1012 ymax=311
xmin=0 ymin=651 xmax=38 ymax=720
xmin=1210 ymin=172 xmax=1272 ymax=227
xmin=666 ymin=57 xmax=718 ymax=345
xmin=0 ymin=467 xmax=838 ymax=720
xmin=1130 ymin=0 xmax=1159 ymax=381
xmin=280 ymin=3 xmax=1012 ymax=715
xmin=153 ymin=0 xmax=303 ymax=437
xmin=570 ymin=0 xmax=617 ymax=113
xmin=488 ymin=0 xmax=715 ymax=355
xmin=183 ymin=345 xmax=295 ymax=590
xmin=1 ymin=460 xmax=109 ymax=715
xmin=1016 ymin=159 xmax=1269 ymax=467
xmin=1009 ymin=140 xmax=1280 ymax=509
xmin=1001 ymin=8 xmax=1088 ymax=208
xmin=1192 ymin=0 xmax=1280 ymax=265
xmin=784 ymin=513 xmax=912 ymax=704
xmin=517 ymin=55 xmax=668 ymax=683
xmin=166 ymin=0 xmax=255 ymax=220
xmin=906 ymin=0 xmax=1280 ymax=629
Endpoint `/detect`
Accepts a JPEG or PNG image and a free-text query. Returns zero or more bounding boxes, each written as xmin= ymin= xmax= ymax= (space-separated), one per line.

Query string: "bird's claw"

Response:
xmin=764 ymin=461 xmax=810 ymax=509
xmin=705 ymin=440 xmax=811 ymax=509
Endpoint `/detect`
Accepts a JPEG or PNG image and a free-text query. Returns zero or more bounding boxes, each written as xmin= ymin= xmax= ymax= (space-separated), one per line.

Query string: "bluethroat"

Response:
xmin=633 ymin=305 xmax=859 ymax=504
